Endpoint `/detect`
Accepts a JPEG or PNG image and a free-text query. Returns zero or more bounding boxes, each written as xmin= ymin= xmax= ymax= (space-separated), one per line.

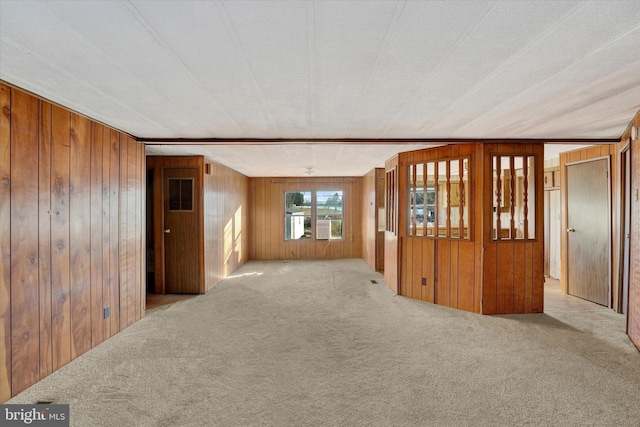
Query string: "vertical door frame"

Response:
xmin=544 ymin=190 xmax=550 ymax=277
xmin=565 ymin=156 xmax=612 ymax=307
xmin=151 ymin=159 xmax=165 ymax=294
xmin=619 ymin=143 xmax=632 ymax=314
xmin=384 ymin=159 xmax=400 ymax=294
xmin=150 ymin=156 xmax=204 ymax=295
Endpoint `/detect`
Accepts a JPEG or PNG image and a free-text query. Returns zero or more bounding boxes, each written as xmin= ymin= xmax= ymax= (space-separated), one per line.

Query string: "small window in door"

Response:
xmin=168 ymin=178 xmax=194 ymax=211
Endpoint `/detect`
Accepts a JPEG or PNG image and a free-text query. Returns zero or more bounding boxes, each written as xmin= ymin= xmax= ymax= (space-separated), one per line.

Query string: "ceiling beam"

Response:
xmin=138 ymin=137 xmax=620 ymax=145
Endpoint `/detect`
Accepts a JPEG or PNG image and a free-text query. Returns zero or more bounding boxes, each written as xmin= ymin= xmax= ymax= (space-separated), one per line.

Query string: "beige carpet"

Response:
xmin=9 ymin=259 xmax=640 ymax=426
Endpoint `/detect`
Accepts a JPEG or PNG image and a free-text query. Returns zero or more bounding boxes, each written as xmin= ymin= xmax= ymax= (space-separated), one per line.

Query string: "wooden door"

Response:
xmin=566 ymin=158 xmax=610 ymax=306
xmin=163 ymin=168 xmax=201 ymax=294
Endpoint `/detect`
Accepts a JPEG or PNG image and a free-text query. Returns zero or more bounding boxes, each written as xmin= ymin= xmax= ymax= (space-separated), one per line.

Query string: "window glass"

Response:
xmin=285 ymin=191 xmax=312 ymax=240
xmin=284 ymin=190 xmax=344 ymax=240
xmin=426 ymin=163 xmax=436 ymax=236
xmin=437 ymin=160 xmax=448 ymax=237
xmin=386 ymin=169 xmax=396 ymax=234
xmin=317 ymin=191 xmax=343 ymax=239
xmin=168 ymin=178 xmax=194 ymax=212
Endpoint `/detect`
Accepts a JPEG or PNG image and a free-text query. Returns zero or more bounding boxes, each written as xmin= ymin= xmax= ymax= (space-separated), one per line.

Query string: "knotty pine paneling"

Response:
xmin=70 ymin=113 xmax=92 ymax=360
xmin=126 ymin=136 xmax=137 ymax=326
xmin=203 ymin=158 xmax=249 ymax=291
xmin=51 ymin=104 xmax=72 ymax=371
xmin=457 ymin=241 xmax=475 ymax=312
xmin=0 ymin=84 xmax=11 ymax=402
xmin=119 ymin=136 xmax=142 ymax=328
xmin=362 ymin=169 xmax=377 ymax=270
xmin=413 ymin=238 xmax=424 ymax=300
xmin=513 ymin=243 xmax=526 ymax=313
xmin=436 ymin=239 xmax=452 ymax=306
xmin=450 ymin=240 xmax=460 ymax=308
xmin=625 ymin=110 xmax=640 ymax=350
xmin=421 ymin=239 xmax=436 ymax=303
xmin=361 ymin=168 xmax=384 ymax=272
xmin=137 ymin=142 xmax=145 ymax=317
xmin=90 ymin=123 xmax=105 ymax=348
xmin=249 ymin=177 xmax=363 ymax=260
xmin=10 ymin=89 xmax=40 ymax=395
xmin=38 ymin=101 xmax=53 ymax=380
xmin=0 ymin=83 xmax=145 ymax=402
xmin=108 ymin=130 xmax=121 ymax=337
xmin=119 ymin=139 xmax=129 ymax=328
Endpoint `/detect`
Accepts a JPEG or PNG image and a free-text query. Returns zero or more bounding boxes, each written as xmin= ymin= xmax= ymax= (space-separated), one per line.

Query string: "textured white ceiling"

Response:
xmin=1 ymin=1 xmax=638 ymax=176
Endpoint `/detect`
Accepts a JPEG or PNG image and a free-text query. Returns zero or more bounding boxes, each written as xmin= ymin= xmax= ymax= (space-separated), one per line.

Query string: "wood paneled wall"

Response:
xmin=622 ymin=111 xmax=640 ymax=351
xmin=393 ymin=143 xmax=544 ymax=314
xmin=397 ymin=144 xmax=483 ymax=313
xmin=0 ymin=83 xmax=145 ymax=402
xmin=481 ymin=143 xmax=544 ymax=314
xmin=249 ymin=177 xmax=362 ymax=259
xmin=148 ymin=156 xmax=249 ymax=294
xmin=384 ymin=157 xmax=400 ymax=293
xmin=203 ymin=158 xmax=249 ymax=290
xmin=361 ymin=168 xmax=384 ymax=272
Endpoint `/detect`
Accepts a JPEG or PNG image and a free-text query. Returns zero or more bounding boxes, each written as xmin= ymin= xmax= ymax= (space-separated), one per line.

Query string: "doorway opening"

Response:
xmin=145 ymin=159 xmax=203 ymax=312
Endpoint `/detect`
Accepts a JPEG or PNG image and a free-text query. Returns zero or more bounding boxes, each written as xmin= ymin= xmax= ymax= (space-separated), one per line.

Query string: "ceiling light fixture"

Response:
xmin=304 ymin=167 xmax=314 ymax=175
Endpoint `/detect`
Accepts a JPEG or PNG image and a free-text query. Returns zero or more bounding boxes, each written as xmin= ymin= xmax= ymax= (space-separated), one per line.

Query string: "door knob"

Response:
xmin=566 ymin=228 xmax=575 ymax=233
xmin=164 ymin=229 xmax=171 ymax=234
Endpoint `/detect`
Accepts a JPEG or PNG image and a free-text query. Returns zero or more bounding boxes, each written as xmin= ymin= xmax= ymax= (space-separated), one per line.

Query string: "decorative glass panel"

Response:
xmin=407 ymin=157 xmax=470 ymax=240
xmin=386 ymin=169 xmax=396 ymax=233
xmin=437 ymin=161 xmax=448 ymax=237
xmin=492 ymin=155 xmax=536 ymax=240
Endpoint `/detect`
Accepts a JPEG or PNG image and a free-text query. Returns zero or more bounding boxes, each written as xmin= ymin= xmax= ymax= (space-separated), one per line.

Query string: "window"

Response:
xmin=408 ymin=157 xmax=469 ymax=239
xmin=285 ymin=191 xmax=312 ymax=240
xmin=385 ymin=168 xmax=396 ymax=233
xmin=168 ymin=178 xmax=194 ymax=211
xmin=284 ymin=190 xmax=344 ymax=240
xmin=491 ymin=155 xmax=536 ymax=240
xmin=316 ymin=191 xmax=343 ymax=240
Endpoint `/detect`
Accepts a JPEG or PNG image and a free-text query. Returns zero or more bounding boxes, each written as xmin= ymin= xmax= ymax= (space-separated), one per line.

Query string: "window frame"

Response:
xmin=167 ymin=177 xmax=195 ymax=212
xmin=490 ymin=154 xmax=537 ymax=241
xmin=283 ymin=189 xmax=345 ymax=241
xmin=406 ymin=156 xmax=470 ymax=240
